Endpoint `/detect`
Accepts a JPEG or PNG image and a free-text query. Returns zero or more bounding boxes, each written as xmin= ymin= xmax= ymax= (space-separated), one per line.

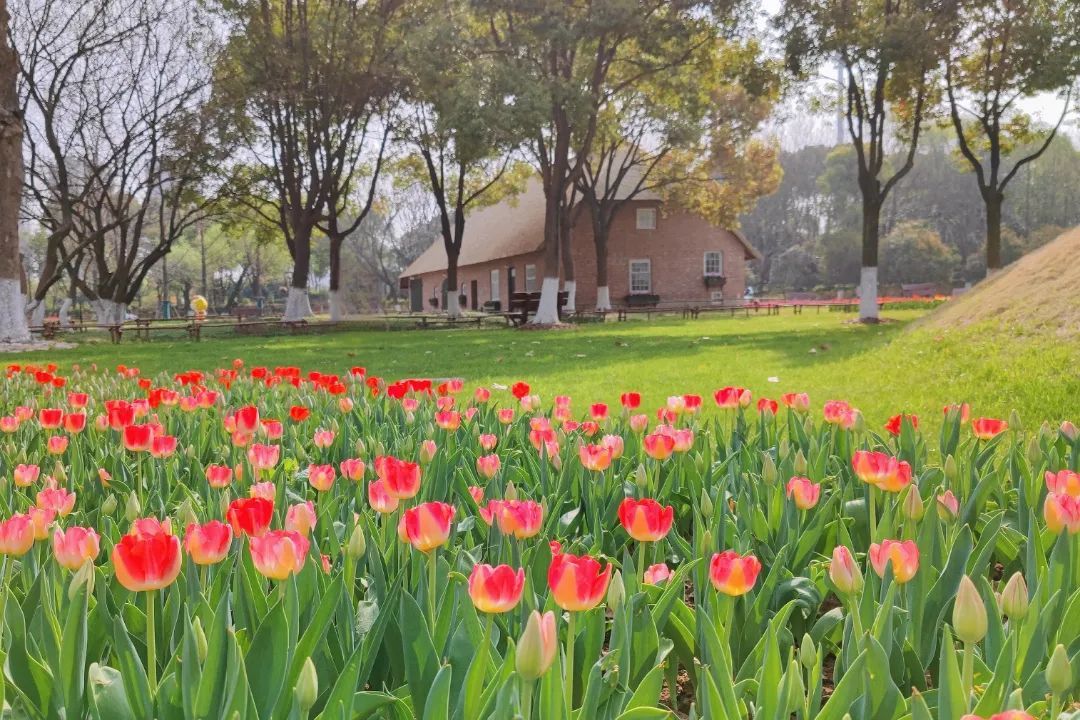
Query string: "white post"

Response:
xmin=563 ymin=280 xmax=576 ymax=315
xmin=595 ymin=285 xmax=611 ymax=312
xmin=858 ymin=266 xmax=879 ymax=322
xmin=0 ymin=278 xmax=30 ymax=342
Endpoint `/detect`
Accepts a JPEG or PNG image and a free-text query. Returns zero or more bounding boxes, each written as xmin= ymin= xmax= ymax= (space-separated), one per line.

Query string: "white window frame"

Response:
xmin=636 ymin=207 xmax=657 ymax=230
xmin=629 ymin=259 xmax=652 ymax=294
xmin=710 ymin=290 xmax=725 ymax=305
xmin=704 ymin=251 xmax=724 ymax=277
xmin=490 ymin=269 xmax=500 ymax=302
xmin=524 ymin=264 xmax=537 ymax=293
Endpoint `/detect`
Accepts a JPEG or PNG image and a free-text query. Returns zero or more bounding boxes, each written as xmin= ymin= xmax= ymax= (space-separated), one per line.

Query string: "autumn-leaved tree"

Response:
xmin=779 ymin=0 xmax=953 ymax=321
xmin=944 ymin=0 xmax=1080 ymax=273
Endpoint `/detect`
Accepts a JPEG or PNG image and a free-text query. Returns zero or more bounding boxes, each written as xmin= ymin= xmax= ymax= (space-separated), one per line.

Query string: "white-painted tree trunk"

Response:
xmin=530 ymin=276 xmax=562 ymax=325
xmin=595 ymin=285 xmax=612 ymax=312
xmin=445 ymin=292 xmax=462 ymax=318
xmin=93 ymin=299 xmax=127 ymax=327
xmin=858 ymin=266 xmax=879 ymax=322
xmin=328 ymin=290 xmax=346 ymax=322
xmin=27 ymin=297 xmax=45 ymax=327
xmin=58 ymin=298 xmax=72 ymax=328
xmin=563 ymin=280 xmax=576 ymax=315
xmin=284 ymin=287 xmax=313 ymax=321
xmin=0 ymin=278 xmax=30 ymax=342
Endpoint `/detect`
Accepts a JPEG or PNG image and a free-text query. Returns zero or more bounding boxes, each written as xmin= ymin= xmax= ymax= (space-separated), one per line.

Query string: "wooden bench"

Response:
xmin=503 ymin=291 xmax=568 ymax=326
xmin=235 ymin=306 xmax=264 ymax=321
xmin=900 ymin=282 xmax=938 ymax=298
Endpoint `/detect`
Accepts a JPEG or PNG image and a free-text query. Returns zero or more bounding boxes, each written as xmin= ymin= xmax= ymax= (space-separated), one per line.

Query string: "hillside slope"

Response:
xmin=917 ymin=226 xmax=1080 ymax=336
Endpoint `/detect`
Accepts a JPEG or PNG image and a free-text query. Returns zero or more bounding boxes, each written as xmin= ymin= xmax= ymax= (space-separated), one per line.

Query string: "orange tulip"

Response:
xmin=435 ymin=410 xmax=460 ymax=431
xmin=47 ymin=435 xmax=69 ymax=455
xmin=28 ymin=507 xmax=55 ymax=540
xmin=823 ymin=400 xmax=860 ymax=429
xmin=184 ymin=521 xmax=232 ymax=565
xmin=785 ymin=476 xmax=821 ymax=510
xmin=1044 ymin=493 xmax=1080 ymax=534
xmin=476 ymin=454 xmax=501 ymax=479
xmin=709 ymin=550 xmax=762 ymax=596
xmin=643 ymin=563 xmax=671 ymax=585
xmin=63 ymin=412 xmax=87 ymax=433
xmin=548 ymin=552 xmax=611 ymax=612
xmin=307 ymin=464 xmax=336 ymax=492
xmin=340 ymin=458 xmax=365 ymax=481
xmin=13 ymin=463 xmax=40 ymax=487
xmin=37 ymin=487 xmax=76 ymax=516
xmin=313 ymin=429 xmax=335 ymax=448
xmin=249 ymin=481 xmax=275 ymax=501
xmin=112 ymin=518 xmax=182 ymax=591
xmin=480 ymin=499 xmax=543 ymax=539
xmin=0 ymin=514 xmax=36 ymax=556
xmin=781 ymin=392 xmax=810 ymax=412
xmin=468 ymin=563 xmax=526 ymax=613
xmin=250 ymin=530 xmax=310 ymax=580
xmin=1045 ymin=470 xmax=1080 ymax=497
xmin=643 ymin=431 xmax=675 ymax=461
xmin=52 ymin=526 xmax=100 ymax=570
xmin=617 ymin=498 xmax=674 ymax=542
xmin=852 ymin=450 xmax=912 ymax=493
xmin=247 ymin=443 xmax=280 ymax=472
xmin=868 ymin=539 xmax=920 ymax=583
xmin=579 ymin=443 xmax=613 ymax=472
xmin=972 ymin=417 xmax=1008 ymax=440
xmin=400 ymin=502 xmax=455 ymax=552
xmin=286 ymin=501 xmax=318 ymax=536
xmin=205 ymin=464 xmax=233 ymax=489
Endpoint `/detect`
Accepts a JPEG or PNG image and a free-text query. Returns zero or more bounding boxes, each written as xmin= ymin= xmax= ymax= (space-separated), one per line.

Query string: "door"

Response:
xmin=470 ymin=280 xmax=478 ymax=309
xmin=507 ymin=266 xmax=517 ymax=295
xmin=409 ymin=278 xmax=423 ymax=312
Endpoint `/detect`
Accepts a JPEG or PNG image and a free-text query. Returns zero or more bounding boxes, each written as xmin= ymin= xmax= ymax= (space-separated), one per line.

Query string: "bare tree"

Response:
xmin=14 ymin=0 xmax=220 ymax=325
xmin=0 ymin=0 xmax=29 ymax=341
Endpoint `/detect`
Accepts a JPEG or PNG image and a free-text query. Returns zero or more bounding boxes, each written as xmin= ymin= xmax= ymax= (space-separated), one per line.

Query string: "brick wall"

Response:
xmin=409 ymin=250 xmax=546 ymax=311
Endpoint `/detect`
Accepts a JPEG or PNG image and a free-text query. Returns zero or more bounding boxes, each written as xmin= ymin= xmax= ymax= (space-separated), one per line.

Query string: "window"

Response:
xmin=710 ymin=291 xmax=725 ymax=305
xmin=636 ymin=207 xmax=657 ymax=230
xmin=629 ymin=259 xmax=652 ymax=294
xmin=524 ymin=264 xmax=537 ymax=292
xmin=490 ymin=269 xmax=500 ymax=301
xmin=704 ymin=251 xmax=724 ymax=277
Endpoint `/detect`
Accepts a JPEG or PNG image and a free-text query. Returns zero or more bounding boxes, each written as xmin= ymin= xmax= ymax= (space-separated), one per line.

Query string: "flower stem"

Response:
xmin=427 ymin=549 xmax=438 ymax=637
xmin=521 ymin=678 xmax=534 ymax=720
xmin=147 ymin=589 xmax=157 ymax=693
xmin=0 ymin=557 xmax=13 ymax=650
xmin=565 ymin=611 xmax=577 ymax=713
xmin=961 ymin=641 xmax=974 ymax=710
xmin=868 ymin=486 xmax=877 ymax=542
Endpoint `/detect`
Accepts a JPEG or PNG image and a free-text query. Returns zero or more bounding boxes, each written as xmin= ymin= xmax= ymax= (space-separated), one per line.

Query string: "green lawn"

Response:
xmin=9 ymin=308 xmax=1077 ymax=434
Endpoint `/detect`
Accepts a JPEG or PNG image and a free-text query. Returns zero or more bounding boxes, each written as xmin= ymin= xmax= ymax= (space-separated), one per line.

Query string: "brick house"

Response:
xmin=399 ymin=179 xmax=761 ymax=312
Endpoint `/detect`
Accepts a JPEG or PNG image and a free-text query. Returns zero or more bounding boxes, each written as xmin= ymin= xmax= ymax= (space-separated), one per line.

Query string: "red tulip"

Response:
xmin=868 ymin=539 xmax=920 ymax=583
xmin=112 ymin=518 xmax=182 ymax=591
xmin=227 ymin=497 xmax=274 ymax=537
xmin=205 ymin=464 xmax=233 ymax=489
xmin=548 ymin=552 xmax=611 ymax=612
xmin=474 ymin=387 xmax=491 ymax=403
xmin=250 ymin=530 xmax=310 ymax=580
xmin=468 ymin=564 xmax=526 ymax=613
xmin=435 ymin=410 xmax=461 ymax=431
xmin=340 ymin=458 xmax=365 ymax=481
xmin=713 ymin=386 xmax=751 ymax=409
xmin=709 ymin=551 xmax=762 ymax=596
xmin=150 ymin=434 xmax=178 ymax=458
xmin=247 ymin=443 xmax=280 ymax=472
xmin=38 ymin=407 xmax=63 ymax=429
xmin=511 ymin=381 xmax=531 ymax=400
xmin=943 ymin=403 xmax=971 ymax=424
xmin=618 ymin=498 xmax=674 ymax=542
xmin=884 ymin=413 xmax=918 ymax=436
xmin=579 ymin=443 xmax=613 ymax=472
xmin=400 ymin=502 xmax=455 ymax=552
xmin=307 ymin=464 xmax=336 ymax=492
xmin=620 ymin=392 xmax=641 ymax=409
xmin=589 ymin=403 xmax=608 ymax=421
xmin=757 ymin=397 xmax=778 ymax=415
xmin=122 ymin=423 xmax=154 ymax=452
xmin=368 ymin=480 xmax=399 ymax=513
xmin=643 ymin=431 xmax=675 ymax=461
xmin=289 ymin=405 xmax=311 ymax=422
xmin=1044 ymin=493 xmax=1080 ymax=534
xmin=184 ymin=521 xmax=232 ymax=565
xmin=375 ymin=455 xmax=421 ymax=499
xmin=972 ymin=417 xmax=1008 ymax=440
xmin=781 ymin=392 xmax=810 ymax=412
xmin=234 ymin=405 xmax=260 ymax=433
xmin=52 ymin=526 xmax=100 ymax=570
xmin=480 ymin=499 xmax=543 ymax=539
xmin=63 ymin=412 xmax=87 ymax=433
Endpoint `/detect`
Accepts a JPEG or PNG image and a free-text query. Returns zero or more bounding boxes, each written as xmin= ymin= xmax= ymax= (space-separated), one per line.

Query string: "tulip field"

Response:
xmin=1 ymin=361 xmax=1079 ymax=720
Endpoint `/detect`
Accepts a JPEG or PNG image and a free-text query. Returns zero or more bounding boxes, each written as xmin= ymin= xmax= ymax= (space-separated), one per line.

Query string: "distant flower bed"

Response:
xmin=1 ymin=363 xmax=1077 ymax=719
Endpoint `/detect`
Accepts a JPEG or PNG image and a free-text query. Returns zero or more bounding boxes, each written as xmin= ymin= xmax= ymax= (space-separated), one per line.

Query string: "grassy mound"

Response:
xmin=917 ymin=225 xmax=1080 ymax=336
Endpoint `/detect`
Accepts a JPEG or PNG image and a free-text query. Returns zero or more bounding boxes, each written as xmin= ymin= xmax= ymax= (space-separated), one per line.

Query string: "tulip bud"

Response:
xmin=101 ymin=494 xmax=118 ymax=516
xmin=829 ymin=546 xmax=863 ymax=596
xmin=125 ymin=492 xmax=141 ymax=523
xmin=192 ymin=617 xmax=208 ymax=663
xmin=219 ymin=492 xmax=231 ymax=519
xmin=778 ymin=440 xmax=790 ymax=461
xmin=943 ymin=455 xmax=958 ymax=483
xmin=762 ymin=453 xmax=777 ymax=486
xmin=347 ymin=525 xmax=366 ymax=560
xmin=516 ymin=610 xmax=557 ymax=680
xmin=296 ymin=657 xmax=318 ymax=713
xmin=953 ymin=576 xmax=987 ymax=645
xmin=1026 ymin=436 xmax=1042 ymax=469
xmin=852 ymin=412 xmax=866 ymax=433
xmin=53 ymin=460 xmax=68 ymax=483
xmin=1000 ymin=572 xmax=1028 ymax=620
xmin=700 ymin=489 xmax=713 ymax=519
xmin=800 ymin=633 xmax=817 ymax=670
xmin=185 ymin=444 xmax=197 ymax=459
xmin=634 ymin=464 xmax=648 ymax=490
xmin=505 ymin=481 xmax=518 ymax=502
xmin=1060 ymin=420 xmax=1078 ymax=442
xmin=701 ymin=529 xmax=713 ymax=558
xmin=607 ymin=570 xmax=625 ymax=612
xmin=1046 ymin=643 xmax=1072 ymax=694
xmin=1008 ymin=409 xmax=1022 ymax=434
xmin=793 ymin=450 xmax=808 ymax=477
xmin=902 ymin=486 xmax=924 ymax=521
xmin=69 ymin=559 xmax=95 ymax=599
xmin=355 ymin=438 xmax=367 ymax=456
xmin=178 ymin=498 xmax=198 ymax=529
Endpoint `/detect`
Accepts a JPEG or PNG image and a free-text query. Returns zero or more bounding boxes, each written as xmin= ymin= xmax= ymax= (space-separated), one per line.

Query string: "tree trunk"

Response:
xmin=559 ymin=204 xmax=575 ymax=314
xmin=284 ymin=227 xmax=313 ymax=321
xmin=532 ymin=181 xmax=564 ymax=325
xmin=328 ymin=234 xmax=345 ymax=321
xmin=445 ymin=246 xmax=461 ymax=318
xmin=858 ymin=196 xmax=882 ymax=322
xmin=593 ymin=215 xmax=611 ymax=311
xmin=984 ymin=190 xmax=1003 ymax=273
xmin=0 ymin=0 xmax=31 ymax=342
